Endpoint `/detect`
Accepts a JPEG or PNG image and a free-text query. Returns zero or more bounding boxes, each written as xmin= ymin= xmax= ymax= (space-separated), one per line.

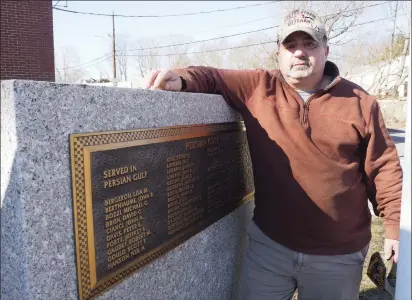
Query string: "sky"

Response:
xmin=52 ymin=1 xmax=411 ymax=81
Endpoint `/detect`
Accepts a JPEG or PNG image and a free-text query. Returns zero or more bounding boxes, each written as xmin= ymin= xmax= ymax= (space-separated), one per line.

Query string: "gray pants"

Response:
xmin=239 ymin=221 xmax=369 ymax=300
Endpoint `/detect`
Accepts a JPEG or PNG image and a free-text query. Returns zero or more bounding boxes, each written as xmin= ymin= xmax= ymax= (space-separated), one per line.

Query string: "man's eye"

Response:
xmin=305 ymin=41 xmax=318 ymax=48
xmin=285 ymin=43 xmax=296 ymax=49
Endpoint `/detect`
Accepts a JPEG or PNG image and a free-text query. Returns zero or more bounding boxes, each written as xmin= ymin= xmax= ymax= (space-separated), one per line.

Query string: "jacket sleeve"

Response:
xmin=173 ymin=66 xmax=263 ymax=110
xmin=364 ymin=100 xmax=403 ymax=240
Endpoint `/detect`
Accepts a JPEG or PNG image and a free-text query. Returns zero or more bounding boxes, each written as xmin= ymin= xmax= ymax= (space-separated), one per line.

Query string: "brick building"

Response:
xmin=1 ymin=0 xmax=55 ymax=81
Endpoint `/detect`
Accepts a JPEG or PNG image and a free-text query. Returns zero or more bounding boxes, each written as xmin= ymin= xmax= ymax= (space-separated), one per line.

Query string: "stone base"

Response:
xmin=1 ymin=80 xmax=253 ymax=300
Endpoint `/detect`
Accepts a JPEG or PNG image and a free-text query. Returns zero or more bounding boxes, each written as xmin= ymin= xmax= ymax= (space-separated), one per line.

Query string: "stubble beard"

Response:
xmin=288 ymin=64 xmax=313 ymax=79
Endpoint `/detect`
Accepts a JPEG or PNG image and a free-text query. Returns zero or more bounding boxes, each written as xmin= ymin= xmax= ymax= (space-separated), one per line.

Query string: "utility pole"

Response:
xmin=112 ymin=12 xmax=117 ymax=82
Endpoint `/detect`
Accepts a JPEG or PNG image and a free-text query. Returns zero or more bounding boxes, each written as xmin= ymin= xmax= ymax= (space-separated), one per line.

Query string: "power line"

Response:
xmin=52 ymin=1 xmax=391 ymax=20
xmin=124 ymin=41 xmax=276 ymax=57
xmin=52 ymin=1 xmax=278 ymax=18
xmin=64 ymin=54 xmax=111 ymax=69
xmin=122 ymin=13 xmax=411 ymax=58
xmin=127 ymin=26 xmax=277 ymax=52
xmin=325 ymin=1 xmax=391 ymax=17
xmin=192 ymin=1 xmax=391 ymax=34
xmin=121 ymin=2 xmax=393 ymax=53
xmin=69 ymin=8 xmax=408 ymax=68
xmin=63 ymin=27 xmax=277 ymax=69
xmin=54 ymin=1 xmax=393 ymax=66
xmin=151 ymin=15 xmax=276 ymax=39
xmin=53 ymin=0 xmax=67 ymax=8
xmin=68 ymin=41 xmax=274 ymax=67
xmin=333 ymin=12 xmax=410 ymax=30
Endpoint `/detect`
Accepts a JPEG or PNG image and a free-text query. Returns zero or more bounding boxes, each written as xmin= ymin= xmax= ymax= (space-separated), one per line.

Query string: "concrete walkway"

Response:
xmin=388 ymin=128 xmax=406 ymax=167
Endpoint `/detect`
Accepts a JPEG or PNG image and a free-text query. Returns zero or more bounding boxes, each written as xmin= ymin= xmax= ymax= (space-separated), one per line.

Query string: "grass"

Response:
xmin=291 ymin=216 xmax=392 ymax=300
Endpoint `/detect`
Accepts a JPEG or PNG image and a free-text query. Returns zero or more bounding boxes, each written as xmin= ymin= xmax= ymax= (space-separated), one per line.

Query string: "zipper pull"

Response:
xmin=302 ymin=103 xmax=309 ymax=124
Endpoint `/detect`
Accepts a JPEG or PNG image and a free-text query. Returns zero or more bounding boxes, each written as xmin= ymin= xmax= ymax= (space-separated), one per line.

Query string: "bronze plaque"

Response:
xmin=70 ymin=122 xmax=254 ymax=300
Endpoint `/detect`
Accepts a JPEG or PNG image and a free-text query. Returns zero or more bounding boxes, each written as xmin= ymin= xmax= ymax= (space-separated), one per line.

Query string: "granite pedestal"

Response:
xmin=1 ymin=80 xmax=254 ymax=300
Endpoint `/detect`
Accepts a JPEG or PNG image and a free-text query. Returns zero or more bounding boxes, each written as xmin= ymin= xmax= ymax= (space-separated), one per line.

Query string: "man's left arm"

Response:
xmin=363 ymin=100 xmax=403 ymax=262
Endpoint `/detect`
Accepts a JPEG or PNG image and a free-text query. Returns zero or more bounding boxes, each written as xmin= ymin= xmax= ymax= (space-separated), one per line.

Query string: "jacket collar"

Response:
xmin=324 ymin=60 xmax=340 ymax=79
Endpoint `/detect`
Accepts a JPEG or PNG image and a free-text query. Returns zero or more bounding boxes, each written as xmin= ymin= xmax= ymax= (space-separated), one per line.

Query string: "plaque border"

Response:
xmin=70 ymin=122 xmax=253 ymax=300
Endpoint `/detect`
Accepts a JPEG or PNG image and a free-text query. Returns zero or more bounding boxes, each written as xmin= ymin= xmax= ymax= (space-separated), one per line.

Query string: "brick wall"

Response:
xmin=1 ymin=0 xmax=55 ymax=81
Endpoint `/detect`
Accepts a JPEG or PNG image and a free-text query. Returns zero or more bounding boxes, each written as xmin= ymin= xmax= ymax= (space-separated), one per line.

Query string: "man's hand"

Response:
xmin=384 ymin=238 xmax=399 ymax=263
xmin=144 ymin=69 xmax=182 ymax=91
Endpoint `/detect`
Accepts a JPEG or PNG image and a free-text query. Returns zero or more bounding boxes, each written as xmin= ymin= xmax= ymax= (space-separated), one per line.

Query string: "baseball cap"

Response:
xmin=277 ymin=9 xmax=327 ymax=44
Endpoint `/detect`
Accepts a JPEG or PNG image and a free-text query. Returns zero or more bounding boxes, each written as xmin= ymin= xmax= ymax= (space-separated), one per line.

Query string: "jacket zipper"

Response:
xmin=301 ymin=92 xmax=320 ymax=124
xmin=278 ymin=73 xmax=342 ymax=125
xmin=302 ymin=103 xmax=309 ymax=124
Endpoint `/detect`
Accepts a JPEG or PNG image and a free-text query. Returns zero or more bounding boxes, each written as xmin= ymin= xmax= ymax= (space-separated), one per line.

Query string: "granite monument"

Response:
xmin=1 ymin=80 xmax=255 ymax=300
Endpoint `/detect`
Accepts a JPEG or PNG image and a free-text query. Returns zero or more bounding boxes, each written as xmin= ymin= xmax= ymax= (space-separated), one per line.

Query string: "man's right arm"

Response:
xmin=146 ymin=66 xmax=264 ymax=110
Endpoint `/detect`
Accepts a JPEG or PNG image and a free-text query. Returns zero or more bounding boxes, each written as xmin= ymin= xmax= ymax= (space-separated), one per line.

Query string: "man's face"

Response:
xmin=277 ymin=31 xmax=329 ymax=82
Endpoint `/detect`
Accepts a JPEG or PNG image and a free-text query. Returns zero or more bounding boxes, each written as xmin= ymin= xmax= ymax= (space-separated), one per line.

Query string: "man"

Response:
xmin=145 ymin=9 xmax=403 ymax=300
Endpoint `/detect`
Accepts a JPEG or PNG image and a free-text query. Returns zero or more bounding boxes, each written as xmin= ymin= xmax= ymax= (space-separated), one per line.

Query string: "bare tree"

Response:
xmin=260 ymin=31 xmax=278 ymax=69
xmin=115 ymin=36 xmax=129 ymax=81
xmin=394 ymin=37 xmax=410 ymax=87
xmin=226 ymin=34 xmax=276 ymax=70
xmin=146 ymin=36 xmax=192 ymax=69
xmin=282 ymin=1 xmax=365 ymax=45
xmin=98 ymin=70 xmax=111 ymax=81
xmin=342 ymin=35 xmax=409 ymax=97
xmin=55 ymin=46 xmax=87 ymax=83
xmin=279 ymin=1 xmax=410 ymax=98
xmin=192 ymin=39 xmax=228 ymax=68
xmin=227 ymin=45 xmax=261 ymax=70
xmin=167 ymin=44 xmax=191 ymax=69
xmin=132 ymin=38 xmax=161 ymax=78
xmin=345 ymin=11 xmax=411 ymax=96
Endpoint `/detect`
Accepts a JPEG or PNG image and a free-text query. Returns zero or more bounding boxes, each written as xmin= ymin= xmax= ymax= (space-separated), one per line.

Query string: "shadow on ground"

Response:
xmin=359 ymin=287 xmax=392 ymax=300
xmin=390 ymin=135 xmax=405 ymax=144
xmin=387 ymin=128 xmax=405 ymax=134
xmin=388 ymin=128 xmax=405 ymax=144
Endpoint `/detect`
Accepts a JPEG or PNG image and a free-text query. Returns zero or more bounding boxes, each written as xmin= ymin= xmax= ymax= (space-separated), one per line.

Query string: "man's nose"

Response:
xmin=293 ymin=49 xmax=305 ymax=58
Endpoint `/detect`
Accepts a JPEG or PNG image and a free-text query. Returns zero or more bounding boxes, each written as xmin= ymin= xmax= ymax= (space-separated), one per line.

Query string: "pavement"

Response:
xmin=388 ymin=128 xmax=406 ymax=168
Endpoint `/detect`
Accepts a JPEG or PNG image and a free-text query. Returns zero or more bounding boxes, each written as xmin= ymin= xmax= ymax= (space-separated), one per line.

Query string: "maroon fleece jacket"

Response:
xmin=174 ymin=61 xmax=402 ymax=255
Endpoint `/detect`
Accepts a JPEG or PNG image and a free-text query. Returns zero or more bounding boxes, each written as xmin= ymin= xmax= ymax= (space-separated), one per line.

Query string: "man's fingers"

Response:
xmin=384 ymin=238 xmax=400 ymax=261
xmin=164 ymin=77 xmax=181 ymax=91
xmin=152 ymin=70 xmax=168 ymax=90
xmin=144 ymin=69 xmax=181 ymax=91
xmin=384 ymin=239 xmax=394 ymax=260
xmin=393 ymin=242 xmax=399 ymax=263
xmin=145 ymin=70 xmax=160 ymax=89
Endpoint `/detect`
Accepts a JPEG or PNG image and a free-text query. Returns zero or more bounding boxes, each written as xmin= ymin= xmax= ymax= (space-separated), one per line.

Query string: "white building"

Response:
xmin=346 ymin=55 xmax=409 ymax=98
